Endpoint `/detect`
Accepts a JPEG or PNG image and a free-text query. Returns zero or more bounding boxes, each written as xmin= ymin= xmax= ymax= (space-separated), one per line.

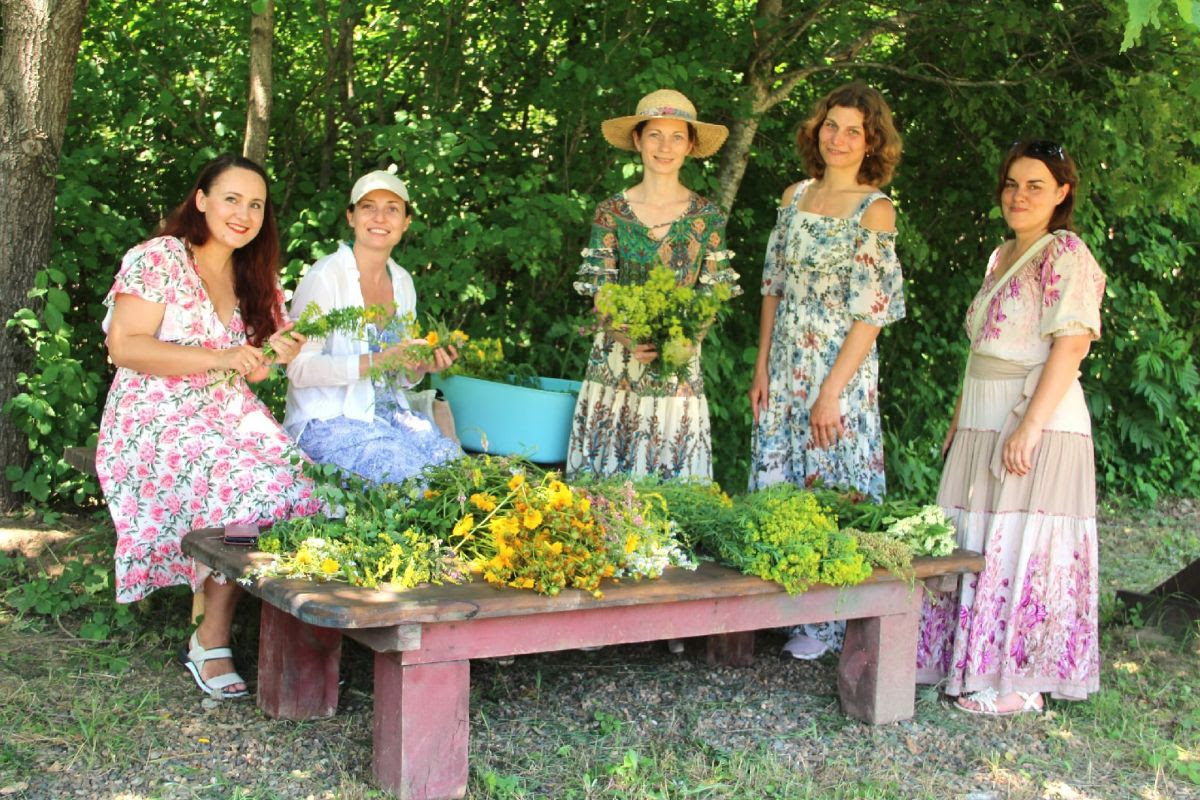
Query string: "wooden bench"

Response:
xmin=183 ymin=528 xmax=982 ymax=800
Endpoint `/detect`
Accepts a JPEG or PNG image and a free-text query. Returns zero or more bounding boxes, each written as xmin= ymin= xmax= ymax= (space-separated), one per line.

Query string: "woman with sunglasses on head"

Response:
xmin=917 ymin=140 xmax=1105 ymax=716
xmin=747 ymin=82 xmax=905 ymax=660
xmin=96 ymin=154 xmax=321 ymax=699
xmin=566 ymin=89 xmax=739 ymax=483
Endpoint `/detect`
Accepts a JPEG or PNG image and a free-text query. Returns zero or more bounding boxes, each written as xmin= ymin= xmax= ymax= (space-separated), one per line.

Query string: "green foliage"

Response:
xmin=1121 ymin=0 xmax=1200 ymax=50
xmin=6 ymin=0 xmax=1199 ymax=509
xmin=0 ymin=546 xmax=136 ymax=641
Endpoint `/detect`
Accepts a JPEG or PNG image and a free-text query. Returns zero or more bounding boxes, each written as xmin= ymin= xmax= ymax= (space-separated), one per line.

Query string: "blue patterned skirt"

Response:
xmin=298 ymin=403 xmax=460 ymax=486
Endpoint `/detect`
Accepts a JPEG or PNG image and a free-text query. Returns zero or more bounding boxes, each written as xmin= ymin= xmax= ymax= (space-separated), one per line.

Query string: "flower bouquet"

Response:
xmin=256 ymin=302 xmax=467 ymax=386
xmin=592 ymin=264 xmax=733 ymax=382
xmin=249 ymin=455 xmax=695 ymax=598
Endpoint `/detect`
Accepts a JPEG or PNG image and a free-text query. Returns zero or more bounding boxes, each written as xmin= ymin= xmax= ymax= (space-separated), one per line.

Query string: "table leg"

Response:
xmin=256 ymin=602 xmax=342 ymax=719
xmin=373 ymin=655 xmax=470 ymax=800
xmin=837 ymin=608 xmax=920 ymax=725
xmin=705 ymin=631 xmax=756 ymax=666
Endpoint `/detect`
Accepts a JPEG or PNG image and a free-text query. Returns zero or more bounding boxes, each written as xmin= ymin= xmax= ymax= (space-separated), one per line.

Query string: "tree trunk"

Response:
xmin=715 ymin=95 xmax=765 ymax=212
xmin=242 ymin=0 xmax=274 ymax=165
xmin=0 ymin=0 xmax=90 ymax=510
xmin=713 ymin=0 xmax=902 ymax=211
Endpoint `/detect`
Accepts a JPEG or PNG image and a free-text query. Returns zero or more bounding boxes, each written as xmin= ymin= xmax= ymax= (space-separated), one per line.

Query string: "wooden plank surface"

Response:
xmin=64 ymin=446 xmax=98 ymax=477
xmin=182 ymin=527 xmax=983 ymax=630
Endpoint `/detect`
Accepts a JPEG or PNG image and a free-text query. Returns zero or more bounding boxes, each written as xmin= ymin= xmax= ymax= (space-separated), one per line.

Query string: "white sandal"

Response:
xmin=181 ymin=631 xmax=249 ymax=699
xmin=955 ymin=687 xmax=1042 ymax=716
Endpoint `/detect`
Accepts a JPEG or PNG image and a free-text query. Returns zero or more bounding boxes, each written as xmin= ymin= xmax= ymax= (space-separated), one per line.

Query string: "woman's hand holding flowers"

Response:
xmin=266 ymin=323 xmax=307 ymax=366
xmin=377 ymin=339 xmax=459 ymax=378
xmin=219 ymin=343 xmax=266 ymax=378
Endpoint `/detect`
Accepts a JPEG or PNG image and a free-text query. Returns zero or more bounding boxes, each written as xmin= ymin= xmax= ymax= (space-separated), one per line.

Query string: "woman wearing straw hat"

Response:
xmin=566 ymin=89 xmax=740 ymax=483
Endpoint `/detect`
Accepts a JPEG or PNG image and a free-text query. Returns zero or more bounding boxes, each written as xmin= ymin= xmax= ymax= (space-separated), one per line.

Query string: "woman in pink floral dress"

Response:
xmin=96 ymin=155 xmax=320 ymax=698
xmin=917 ymin=140 xmax=1105 ymax=715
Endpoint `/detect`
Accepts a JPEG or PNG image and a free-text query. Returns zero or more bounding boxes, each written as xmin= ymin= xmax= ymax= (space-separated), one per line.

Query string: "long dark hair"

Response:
xmin=159 ymin=154 xmax=282 ymax=345
xmin=994 ymin=139 xmax=1078 ymax=232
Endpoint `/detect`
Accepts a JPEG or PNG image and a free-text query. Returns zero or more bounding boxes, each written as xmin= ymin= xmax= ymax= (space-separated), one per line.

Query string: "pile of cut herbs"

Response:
xmin=250 ymin=460 xmax=957 ymax=598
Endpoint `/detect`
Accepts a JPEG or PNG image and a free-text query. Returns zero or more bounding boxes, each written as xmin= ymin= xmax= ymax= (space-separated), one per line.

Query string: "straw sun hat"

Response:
xmin=601 ymin=89 xmax=729 ymax=159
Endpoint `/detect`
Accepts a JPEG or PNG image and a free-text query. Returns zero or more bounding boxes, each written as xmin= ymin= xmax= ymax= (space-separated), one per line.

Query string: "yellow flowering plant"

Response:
xmin=442 ymin=335 xmax=540 ymax=388
xmin=593 ymin=264 xmax=733 ymax=382
xmin=578 ymin=479 xmax=696 ymax=580
xmin=247 ymin=455 xmax=698 ymax=598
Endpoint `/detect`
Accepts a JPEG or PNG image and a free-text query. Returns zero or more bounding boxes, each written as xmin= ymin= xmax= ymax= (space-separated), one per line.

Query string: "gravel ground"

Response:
xmin=5 ymin=619 xmax=1190 ymax=800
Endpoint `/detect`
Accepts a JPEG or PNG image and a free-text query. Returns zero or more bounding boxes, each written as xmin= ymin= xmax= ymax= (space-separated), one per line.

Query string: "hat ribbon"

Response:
xmin=638 ymin=105 xmax=696 ymax=121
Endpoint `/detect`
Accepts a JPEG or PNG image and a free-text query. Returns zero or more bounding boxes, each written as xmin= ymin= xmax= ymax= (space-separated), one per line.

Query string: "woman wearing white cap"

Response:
xmin=566 ymin=89 xmax=740 ymax=482
xmin=283 ymin=170 xmax=460 ymax=484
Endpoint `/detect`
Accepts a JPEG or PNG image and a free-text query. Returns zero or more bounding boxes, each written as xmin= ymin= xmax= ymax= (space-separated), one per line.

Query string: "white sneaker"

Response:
xmin=782 ymin=633 xmax=829 ymax=660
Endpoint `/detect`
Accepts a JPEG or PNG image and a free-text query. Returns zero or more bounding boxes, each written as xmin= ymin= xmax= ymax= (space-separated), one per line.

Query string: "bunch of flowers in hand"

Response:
xmin=593 ymin=264 xmax=733 ymax=382
xmin=392 ymin=312 xmax=469 ymax=367
xmin=268 ymin=302 xmax=467 ymax=386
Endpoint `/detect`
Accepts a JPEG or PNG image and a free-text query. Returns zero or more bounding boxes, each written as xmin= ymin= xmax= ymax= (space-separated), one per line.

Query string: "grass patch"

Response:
xmin=0 ymin=499 xmax=1197 ymax=799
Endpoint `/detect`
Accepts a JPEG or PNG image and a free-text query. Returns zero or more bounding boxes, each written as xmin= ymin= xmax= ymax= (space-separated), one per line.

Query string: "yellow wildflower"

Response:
xmin=452 ymin=514 xmax=475 ymax=538
xmin=523 ymin=508 xmax=543 ymax=530
xmin=426 ymin=330 xmax=440 ymax=346
xmin=320 ymin=558 xmax=340 ymax=575
xmin=294 ymin=547 xmax=317 ymax=570
xmin=508 ymin=473 xmax=525 ymax=490
xmin=624 ymin=534 xmax=641 ymax=554
xmin=470 ymin=492 xmax=497 ymax=512
xmin=579 ymin=497 xmax=591 ymax=514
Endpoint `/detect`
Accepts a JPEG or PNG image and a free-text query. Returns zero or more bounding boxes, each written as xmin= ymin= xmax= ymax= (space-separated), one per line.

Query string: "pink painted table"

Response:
xmin=183 ymin=529 xmax=982 ymax=800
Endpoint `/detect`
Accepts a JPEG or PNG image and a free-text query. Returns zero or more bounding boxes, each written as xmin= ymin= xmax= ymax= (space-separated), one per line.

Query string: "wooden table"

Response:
xmin=183 ymin=529 xmax=982 ymax=800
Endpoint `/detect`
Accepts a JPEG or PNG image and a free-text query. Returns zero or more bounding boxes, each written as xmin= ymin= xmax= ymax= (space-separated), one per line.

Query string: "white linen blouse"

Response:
xmin=283 ymin=242 xmax=417 ymax=441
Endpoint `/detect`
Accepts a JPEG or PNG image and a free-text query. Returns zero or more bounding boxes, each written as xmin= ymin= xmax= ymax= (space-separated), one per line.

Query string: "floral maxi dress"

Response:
xmin=95 ymin=236 xmax=320 ymax=603
xmin=917 ymin=231 xmax=1105 ymax=701
xmin=748 ymin=181 xmax=905 ymax=499
xmin=566 ymin=193 xmax=739 ymax=480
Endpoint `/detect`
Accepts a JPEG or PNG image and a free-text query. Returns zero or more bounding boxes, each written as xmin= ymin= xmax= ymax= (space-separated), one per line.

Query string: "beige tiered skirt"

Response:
xmin=917 ymin=354 xmax=1101 ymax=700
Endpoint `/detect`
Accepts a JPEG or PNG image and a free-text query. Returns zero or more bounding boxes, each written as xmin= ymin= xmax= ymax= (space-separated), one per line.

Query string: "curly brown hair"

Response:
xmin=159 ymin=154 xmax=282 ymax=346
xmin=796 ymin=82 xmax=901 ymax=187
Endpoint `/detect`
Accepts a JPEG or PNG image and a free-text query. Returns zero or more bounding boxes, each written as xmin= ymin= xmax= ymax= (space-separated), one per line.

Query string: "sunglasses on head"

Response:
xmin=1017 ymin=139 xmax=1065 ymax=160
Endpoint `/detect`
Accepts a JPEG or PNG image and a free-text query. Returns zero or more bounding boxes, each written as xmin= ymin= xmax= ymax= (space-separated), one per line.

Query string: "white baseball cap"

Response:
xmin=349 ymin=170 xmax=409 ymax=204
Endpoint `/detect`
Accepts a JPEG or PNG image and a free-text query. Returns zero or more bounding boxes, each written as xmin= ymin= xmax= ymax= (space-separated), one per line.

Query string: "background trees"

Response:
xmin=0 ymin=0 xmax=90 ymax=510
xmin=4 ymin=0 xmax=1198 ymax=507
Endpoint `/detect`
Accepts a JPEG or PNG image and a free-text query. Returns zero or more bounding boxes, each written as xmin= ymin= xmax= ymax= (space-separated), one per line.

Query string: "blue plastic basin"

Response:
xmin=431 ymin=374 xmax=582 ymax=463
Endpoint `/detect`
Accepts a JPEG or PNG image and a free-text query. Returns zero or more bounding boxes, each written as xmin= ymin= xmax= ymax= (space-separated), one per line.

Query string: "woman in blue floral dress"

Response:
xmin=747 ymin=83 xmax=905 ymax=659
xmin=567 ymin=89 xmax=739 ymax=482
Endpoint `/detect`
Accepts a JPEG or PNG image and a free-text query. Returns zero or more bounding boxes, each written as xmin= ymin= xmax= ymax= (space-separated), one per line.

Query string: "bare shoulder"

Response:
xmin=780 ymin=181 xmax=805 ymax=207
xmin=860 ymin=196 xmax=896 ymax=232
